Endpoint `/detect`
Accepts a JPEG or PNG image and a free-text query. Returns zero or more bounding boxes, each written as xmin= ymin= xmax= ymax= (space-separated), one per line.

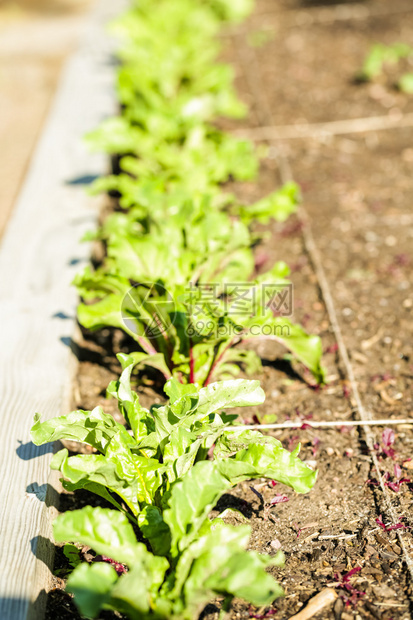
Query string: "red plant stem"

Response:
xmin=204 ymin=337 xmax=239 ymax=386
xmin=189 ymin=339 xmax=195 ymax=384
xmin=135 ymin=334 xmax=157 ymax=356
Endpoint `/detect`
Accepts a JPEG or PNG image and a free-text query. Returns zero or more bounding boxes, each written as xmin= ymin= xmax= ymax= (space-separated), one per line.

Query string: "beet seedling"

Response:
xmin=31 ymin=370 xmax=316 ymax=618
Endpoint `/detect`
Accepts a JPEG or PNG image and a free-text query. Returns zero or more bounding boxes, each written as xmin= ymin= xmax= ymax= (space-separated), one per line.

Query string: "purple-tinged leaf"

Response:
xmin=95 ymin=555 xmax=127 ymax=575
xmin=312 ymin=437 xmax=320 ymax=456
xmin=332 ymin=567 xmax=364 ymax=607
xmin=382 ymin=429 xmax=395 ymax=447
xmin=270 ymin=495 xmax=289 ymax=505
xmin=376 ymin=515 xmax=410 ymax=532
xmin=342 ymin=567 xmax=361 ymax=581
xmin=376 ymin=516 xmax=387 ymax=530
xmin=324 ymin=343 xmax=338 ymax=354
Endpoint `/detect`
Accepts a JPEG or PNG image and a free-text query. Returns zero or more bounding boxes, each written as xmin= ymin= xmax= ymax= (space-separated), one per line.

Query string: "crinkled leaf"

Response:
xmin=219 ymin=439 xmax=317 ymax=494
xmin=51 ymin=449 xmax=141 ymax=516
xmin=197 ymin=379 xmax=265 ymax=416
xmin=54 ymin=506 xmax=139 ymax=565
xmin=203 ymin=549 xmax=284 ymax=605
xmin=173 ymin=524 xmax=283 ymax=616
xmin=31 ymin=407 xmax=133 ymax=453
xmin=61 ymin=508 xmax=170 ymax=618
xmin=164 ymin=378 xmax=199 ymax=418
xmin=51 ymin=438 xmax=163 ymax=515
xmin=241 ymin=182 xmax=299 ymax=225
xmin=163 ymin=460 xmax=233 ymax=555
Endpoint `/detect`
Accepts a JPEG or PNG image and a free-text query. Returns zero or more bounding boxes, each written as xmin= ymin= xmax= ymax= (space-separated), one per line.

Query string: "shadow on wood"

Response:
xmin=16 ymin=441 xmax=55 ymax=462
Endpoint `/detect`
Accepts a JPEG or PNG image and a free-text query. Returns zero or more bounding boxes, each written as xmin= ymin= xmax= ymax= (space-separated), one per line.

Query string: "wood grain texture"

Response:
xmin=0 ymin=1 xmax=125 ymax=617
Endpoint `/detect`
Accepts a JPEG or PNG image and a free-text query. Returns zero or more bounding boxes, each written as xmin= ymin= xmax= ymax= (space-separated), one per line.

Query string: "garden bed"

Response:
xmin=16 ymin=0 xmax=413 ymax=619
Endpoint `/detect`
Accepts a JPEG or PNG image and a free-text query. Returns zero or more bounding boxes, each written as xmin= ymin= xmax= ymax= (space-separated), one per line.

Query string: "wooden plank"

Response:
xmin=0 ymin=1 xmax=126 ymax=617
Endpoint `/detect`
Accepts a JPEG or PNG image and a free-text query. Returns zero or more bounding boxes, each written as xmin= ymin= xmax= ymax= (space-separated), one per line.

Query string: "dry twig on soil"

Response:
xmin=287 ymin=588 xmax=338 ymax=620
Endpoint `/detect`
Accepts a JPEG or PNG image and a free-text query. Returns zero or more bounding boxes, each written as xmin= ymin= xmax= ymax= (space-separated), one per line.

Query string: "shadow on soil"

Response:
xmin=262 ymin=358 xmax=307 ymax=384
xmin=214 ymin=493 xmax=255 ymax=519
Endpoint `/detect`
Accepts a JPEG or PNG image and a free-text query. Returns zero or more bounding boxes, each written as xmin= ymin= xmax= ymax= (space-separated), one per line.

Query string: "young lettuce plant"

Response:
xmin=87 ymin=123 xmax=258 ymax=195
xmin=89 ymin=173 xmax=299 ymax=227
xmin=31 ymin=367 xmax=316 ymax=618
xmin=80 ymin=183 xmax=300 ymax=293
xmin=75 ymin=259 xmax=325 ymax=385
xmin=75 ymin=180 xmax=324 ymax=384
xmin=77 ymin=0 xmax=325 ymax=384
xmin=358 ymin=42 xmax=412 ymax=82
xmin=85 ymin=0 xmax=261 ymax=195
xmin=109 ymin=0 xmax=250 ymax=128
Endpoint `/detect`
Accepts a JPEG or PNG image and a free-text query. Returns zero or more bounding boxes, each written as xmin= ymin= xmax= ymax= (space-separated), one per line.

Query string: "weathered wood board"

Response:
xmin=0 ymin=1 xmax=125 ymax=617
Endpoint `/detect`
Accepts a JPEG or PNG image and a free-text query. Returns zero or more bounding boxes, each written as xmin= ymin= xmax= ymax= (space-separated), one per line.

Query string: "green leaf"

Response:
xmin=197 ymin=379 xmax=265 ymax=416
xmin=203 ymin=549 xmax=284 ymax=605
xmin=63 ymin=543 xmax=82 ymax=569
xmin=138 ymin=505 xmax=171 ymax=556
xmin=359 ymin=42 xmax=412 ymax=81
xmin=108 ymin=555 xmax=169 ymax=617
xmin=241 ymin=182 xmax=299 ymax=224
xmin=240 ymin=317 xmax=326 ymax=384
xmin=399 ymin=73 xmax=413 ymax=93
xmin=78 ymin=295 xmax=124 ymax=331
xmin=106 ymin=353 xmax=152 ymax=439
xmin=131 ymin=352 xmax=173 ymax=381
xmin=162 ymin=424 xmax=225 ymax=483
xmin=219 ymin=348 xmax=262 ymax=378
xmin=31 ymin=407 xmax=132 ymax=453
xmin=54 ymin=506 xmax=139 ymax=565
xmin=163 ymin=460 xmax=233 ymax=555
xmin=73 ymin=267 xmax=129 ymax=300
xmin=61 ymin=479 xmax=128 ymax=517
xmin=51 ymin=440 xmax=162 ymax=516
xmin=61 ymin=508 xmax=170 ymax=618
xmin=67 ymin=562 xmax=118 ymax=619
xmin=165 ymin=432 xmax=316 ymax=555
xmin=273 ymin=319 xmax=326 ymax=383
xmin=174 ymin=523 xmax=283 ymax=616
xmin=218 ymin=436 xmax=317 ymax=494
xmin=171 ymin=522 xmax=250 ymax=600
xmin=164 ymin=377 xmax=199 ymax=418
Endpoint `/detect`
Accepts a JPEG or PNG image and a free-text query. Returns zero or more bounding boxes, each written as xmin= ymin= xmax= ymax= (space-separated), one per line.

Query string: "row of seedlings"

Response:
xmin=32 ymin=1 xmax=325 ymax=618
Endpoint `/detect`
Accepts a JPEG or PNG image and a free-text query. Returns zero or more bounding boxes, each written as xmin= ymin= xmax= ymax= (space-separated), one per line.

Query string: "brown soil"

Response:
xmin=44 ymin=1 xmax=413 ymax=619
